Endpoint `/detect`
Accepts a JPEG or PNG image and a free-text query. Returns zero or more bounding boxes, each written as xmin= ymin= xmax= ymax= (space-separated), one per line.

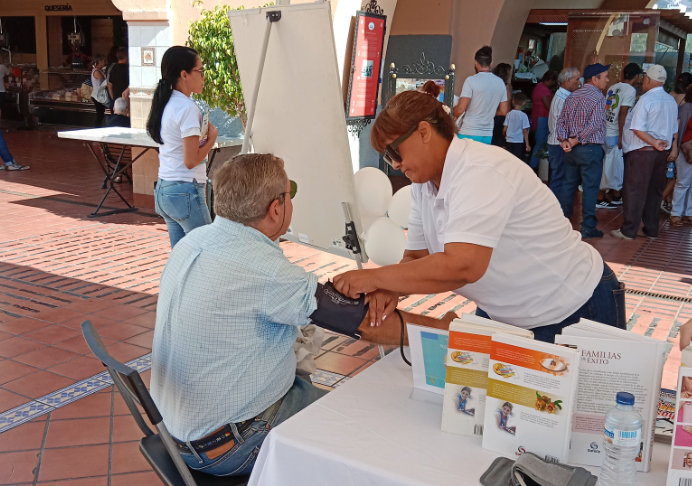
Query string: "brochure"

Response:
xmin=482 ymin=333 xmax=579 ymax=463
xmin=555 ymin=319 xmax=667 ymax=472
xmin=666 ymin=367 xmax=692 ymax=486
xmin=199 ymin=107 xmax=210 ymax=147
xmin=441 ymin=314 xmax=533 ymax=437
xmin=406 ymin=324 xmax=448 ymax=395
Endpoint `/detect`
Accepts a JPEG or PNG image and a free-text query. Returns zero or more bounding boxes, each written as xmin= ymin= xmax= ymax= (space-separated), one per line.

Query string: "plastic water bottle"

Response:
xmin=599 ymin=392 xmax=643 ymax=486
xmin=667 ymin=162 xmax=675 ymax=179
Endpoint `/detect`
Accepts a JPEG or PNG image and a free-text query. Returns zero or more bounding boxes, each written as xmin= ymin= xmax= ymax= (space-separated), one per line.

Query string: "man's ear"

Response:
xmin=266 ymin=198 xmax=282 ymax=224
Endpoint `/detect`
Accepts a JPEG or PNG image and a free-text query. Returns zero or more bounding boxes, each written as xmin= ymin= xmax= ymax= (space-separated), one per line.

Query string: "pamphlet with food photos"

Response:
xmin=481 ymin=333 xmax=579 ymax=463
xmin=667 ymin=366 xmax=692 ymax=486
xmin=555 ymin=319 xmax=666 ymax=472
xmin=441 ymin=314 xmax=533 ymax=437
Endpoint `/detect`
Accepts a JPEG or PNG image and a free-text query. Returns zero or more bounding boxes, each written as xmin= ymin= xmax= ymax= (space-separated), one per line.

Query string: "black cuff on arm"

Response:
xmin=309 ymin=282 xmax=367 ymax=340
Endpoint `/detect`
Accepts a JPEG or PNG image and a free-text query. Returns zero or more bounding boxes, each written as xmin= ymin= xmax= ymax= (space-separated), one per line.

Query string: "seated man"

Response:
xmin=151 ymin=153 xmax=455 ymax=476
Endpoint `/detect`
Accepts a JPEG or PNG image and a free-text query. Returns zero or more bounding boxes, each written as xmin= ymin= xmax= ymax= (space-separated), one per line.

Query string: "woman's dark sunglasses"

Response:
xmin=383 ymin=119 xmax=438 ymax=167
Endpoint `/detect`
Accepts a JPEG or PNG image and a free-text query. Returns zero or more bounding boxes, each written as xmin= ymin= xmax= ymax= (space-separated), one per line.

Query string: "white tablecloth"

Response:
xmin=248 ymin=351 xmax=671 ymax=486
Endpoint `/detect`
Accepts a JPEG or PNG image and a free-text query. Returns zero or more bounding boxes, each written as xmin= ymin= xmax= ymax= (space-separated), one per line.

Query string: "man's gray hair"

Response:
xmin=213 ymin=153 xmax=288 ymax=225
xmin=558 ymin=67 xmax=580 ymax=85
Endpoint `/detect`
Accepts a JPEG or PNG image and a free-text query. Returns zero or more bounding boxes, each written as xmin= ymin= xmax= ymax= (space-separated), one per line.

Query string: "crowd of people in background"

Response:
xmin=90 ymin=45 xmax=131 ymax=129
xmin=453 ymin=44 xmax=691 ymax=241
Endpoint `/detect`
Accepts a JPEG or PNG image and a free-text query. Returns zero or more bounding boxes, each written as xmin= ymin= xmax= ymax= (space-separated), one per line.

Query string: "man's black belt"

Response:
xmin=173 ymin=420 xmax=253 ymax=454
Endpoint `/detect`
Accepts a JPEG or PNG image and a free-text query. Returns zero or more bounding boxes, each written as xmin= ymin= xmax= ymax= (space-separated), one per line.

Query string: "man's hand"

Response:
xmin=365 ymin=290 xmax=400 ymax=327
xmin=560 ymin=140 xmax=572 ymax=152
xmin=653 ymin=139 xmax=668 ymax=151
xmin=333 ymin=269 xmax=377 ymax=299
xmin=525 ymin=144 xmax=531 ymax=153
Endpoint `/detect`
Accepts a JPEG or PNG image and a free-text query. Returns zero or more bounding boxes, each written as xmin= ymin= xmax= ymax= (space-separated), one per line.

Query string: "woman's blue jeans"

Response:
xmin=529 ymin=117 xmax=549 ymax=169
xmin=0 ymin=129 xmax=15 ymax=165
xmin=154 ymin=179 xmax=212 ymax=248
xmin=476 ymin=263 xmax=625 ymax=343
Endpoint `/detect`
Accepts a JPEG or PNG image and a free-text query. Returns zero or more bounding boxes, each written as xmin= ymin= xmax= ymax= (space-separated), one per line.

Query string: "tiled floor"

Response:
xmin=0 ymin=125 xmax=691 ymax=484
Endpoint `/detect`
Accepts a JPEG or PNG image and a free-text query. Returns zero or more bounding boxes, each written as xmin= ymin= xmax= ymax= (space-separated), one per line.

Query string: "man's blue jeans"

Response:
xmin=529 ymin=117 xmax=549 ymax=168
xmin=548 ymin=144 xmax=565 ymax=199
xmin=154 ymin=179 xmax=212 ymax=248
xmin=476 ymin=262 xmax=625 ymax=343
xmin=0 ymin=129 xmax=15 ymax=165
xmin=558 ymin=143 xmax=604 ymax=235
xmin=179 ymin=376 xmax=327 ymax=476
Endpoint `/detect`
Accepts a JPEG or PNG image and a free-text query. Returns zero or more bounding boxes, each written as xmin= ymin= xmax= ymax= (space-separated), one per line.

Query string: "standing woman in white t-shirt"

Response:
xmin=147 ymin=46 xmax=218 ymax=248
xmin=333 ymin=83 xmax=625 ymax=343
xmin=91 ymin=54 xmax=108 ymax=127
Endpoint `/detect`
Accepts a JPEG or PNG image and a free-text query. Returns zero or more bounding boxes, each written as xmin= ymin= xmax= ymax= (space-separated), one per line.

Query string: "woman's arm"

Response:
xmin=181 ymin=123 xmax=218 ymax=169
xmin=93 ymin=70 xmax=104 ymax=81
xmin=334 ymin=242 xmax=493 ymax=298
xmin=541 ymin=94 xmax=552 ymax=111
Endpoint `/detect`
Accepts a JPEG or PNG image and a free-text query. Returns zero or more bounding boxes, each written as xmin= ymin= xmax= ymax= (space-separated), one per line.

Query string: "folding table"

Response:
xmin=58 ymin=127 xmax=242 ymax=217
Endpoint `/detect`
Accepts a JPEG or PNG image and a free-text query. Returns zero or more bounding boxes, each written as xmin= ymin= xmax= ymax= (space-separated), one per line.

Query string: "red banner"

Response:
xmin=346 ymin=12 xmax=386 ymax=120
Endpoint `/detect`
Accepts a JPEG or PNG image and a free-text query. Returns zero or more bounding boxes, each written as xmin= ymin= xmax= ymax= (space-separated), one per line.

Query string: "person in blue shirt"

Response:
xmin=151 ymin=153 xmax=457 ymax=477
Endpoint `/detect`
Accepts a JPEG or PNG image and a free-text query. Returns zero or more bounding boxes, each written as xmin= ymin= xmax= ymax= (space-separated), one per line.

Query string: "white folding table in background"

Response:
xmin=57 ymin=127 xmax=242 ymax=217
xmin=248 ymin=350 xmax=671 ymax=486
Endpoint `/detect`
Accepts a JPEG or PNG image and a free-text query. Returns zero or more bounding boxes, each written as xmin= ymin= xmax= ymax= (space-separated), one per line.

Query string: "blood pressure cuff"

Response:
xmin=309 ymin=282 xmax=367 ymax=340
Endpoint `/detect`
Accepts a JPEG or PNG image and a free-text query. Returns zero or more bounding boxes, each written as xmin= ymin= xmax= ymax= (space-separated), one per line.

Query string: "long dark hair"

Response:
xmin=146 ymin=46 xmax=199 ymax=144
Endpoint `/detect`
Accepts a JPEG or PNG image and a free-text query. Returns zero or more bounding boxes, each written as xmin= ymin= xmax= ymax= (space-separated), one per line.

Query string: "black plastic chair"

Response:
xmin=81 ymin=320 xmax=250 ymax=486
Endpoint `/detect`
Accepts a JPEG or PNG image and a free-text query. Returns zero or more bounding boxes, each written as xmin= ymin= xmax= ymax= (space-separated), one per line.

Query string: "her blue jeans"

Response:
xmin=476 ymin=263 xmax=625 ymax=343
xmin=529 ymin=117 xmax=549 ymax=169
xmin=0 ymin=129 xmax=15 ymax=165
xmin=154 ymin=179 xmax=212 ymax=248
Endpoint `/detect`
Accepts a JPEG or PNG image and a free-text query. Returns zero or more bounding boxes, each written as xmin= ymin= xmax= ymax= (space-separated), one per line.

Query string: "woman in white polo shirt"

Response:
xmin=333 ymin=84 xmax=625 ymax=342
xmin=147 ymin=46 xmax=218 ymax=248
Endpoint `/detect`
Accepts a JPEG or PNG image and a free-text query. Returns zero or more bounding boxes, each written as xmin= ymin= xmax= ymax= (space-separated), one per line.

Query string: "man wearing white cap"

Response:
xmin=612 ymin=65 xmax=678 ymax=240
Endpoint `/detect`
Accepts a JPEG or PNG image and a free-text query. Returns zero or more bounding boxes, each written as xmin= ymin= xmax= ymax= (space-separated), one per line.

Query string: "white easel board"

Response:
xmin=228 ymin=2 xmax=365 ymax=259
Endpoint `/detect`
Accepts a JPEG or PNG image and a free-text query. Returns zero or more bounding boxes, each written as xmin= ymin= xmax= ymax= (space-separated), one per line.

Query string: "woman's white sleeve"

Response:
xmin=180 ymin=103 xmax=202 ymax=139
xmin=406 ymin=185 xmax=427 ymax=251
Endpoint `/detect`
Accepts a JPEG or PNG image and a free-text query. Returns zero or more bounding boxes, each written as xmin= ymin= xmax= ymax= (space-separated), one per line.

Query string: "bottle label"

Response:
xmin=604 ymin=425 xmax=641 ymax=447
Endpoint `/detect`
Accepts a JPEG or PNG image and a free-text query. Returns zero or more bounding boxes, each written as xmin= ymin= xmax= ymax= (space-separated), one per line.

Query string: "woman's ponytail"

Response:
xmin=146 ymin=46 xmax=199 ymax=145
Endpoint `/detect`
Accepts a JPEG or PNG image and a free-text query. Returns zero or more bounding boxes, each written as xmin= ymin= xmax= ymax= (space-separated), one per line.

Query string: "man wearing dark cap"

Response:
xmin=598 ymin=63 xmax=642 ymax=209
xmin=556 ymin=63 xmax=610 ymax=239
xmin=611 ymin=64 xmax=678 ymax=241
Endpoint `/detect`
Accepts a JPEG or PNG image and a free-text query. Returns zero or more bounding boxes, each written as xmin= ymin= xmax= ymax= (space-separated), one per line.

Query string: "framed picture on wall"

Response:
xmin=142 ymin=47 xmax=155 ymax=66
xmin=528 ymin=39 xmax=536 ymax=53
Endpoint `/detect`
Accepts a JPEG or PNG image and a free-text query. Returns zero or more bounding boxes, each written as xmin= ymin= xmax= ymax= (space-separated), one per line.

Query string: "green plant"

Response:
xmin=187 ymin=3 xmax=247 ymax=128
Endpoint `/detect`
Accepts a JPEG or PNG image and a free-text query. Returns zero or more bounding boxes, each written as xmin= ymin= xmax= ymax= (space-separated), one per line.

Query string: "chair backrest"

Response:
xmin=81 ymin=320 xmax=199 ymax=486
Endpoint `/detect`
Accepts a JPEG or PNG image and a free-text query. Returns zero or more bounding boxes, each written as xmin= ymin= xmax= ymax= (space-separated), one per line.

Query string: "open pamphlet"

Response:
xmin=667 ymin=366 xmax=692 ymax=486
xmin=482 ymin=333 xmax=579 ymax=463
xmin=441 ymin=314 xmax=533 ymax=437
xmin=199 ymin=107 xmax=210 ymax=147
xmin=555 ymin=319 xmax=666 ymax=472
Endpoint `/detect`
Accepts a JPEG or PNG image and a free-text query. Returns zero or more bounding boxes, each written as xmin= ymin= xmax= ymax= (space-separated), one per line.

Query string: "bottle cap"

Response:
xmin=616 ymin=392 xmax=635 ymax=406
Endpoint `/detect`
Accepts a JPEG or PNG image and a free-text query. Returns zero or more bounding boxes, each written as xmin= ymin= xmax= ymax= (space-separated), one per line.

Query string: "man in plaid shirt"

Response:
xmin=556 ymin=63 xmax=610 ymax=239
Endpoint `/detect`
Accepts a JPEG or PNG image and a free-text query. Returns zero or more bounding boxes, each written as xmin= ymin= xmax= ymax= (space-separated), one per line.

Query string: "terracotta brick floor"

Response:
xmin=0 ymin=125 xmax=691 ymax=484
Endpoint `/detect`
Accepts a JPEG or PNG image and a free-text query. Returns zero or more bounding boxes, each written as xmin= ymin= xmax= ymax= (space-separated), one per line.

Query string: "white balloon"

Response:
xmin=358 ymin=210 xmax=380 ymax=234
xmin=354 ymin=167 xmax=392 ymax=217
xmin=364 ymin=217 xmax=407 ymax=266
xmin=387 ymin=186 xmax=412 ymax=228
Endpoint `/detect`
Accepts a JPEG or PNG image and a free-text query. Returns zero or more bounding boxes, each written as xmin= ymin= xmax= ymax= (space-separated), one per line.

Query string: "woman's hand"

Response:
xmin=333 ymin=269 xmax=378 ymax=298
xmin=208 ymin=123 xmax=218 ymax=144
xmin=668 ymin=147 xmax=678 ymax=162
xmin=680 ymin=319 xmax=692 ymax=351
xmin=365 ymin=290 xmax=400 ymax=327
